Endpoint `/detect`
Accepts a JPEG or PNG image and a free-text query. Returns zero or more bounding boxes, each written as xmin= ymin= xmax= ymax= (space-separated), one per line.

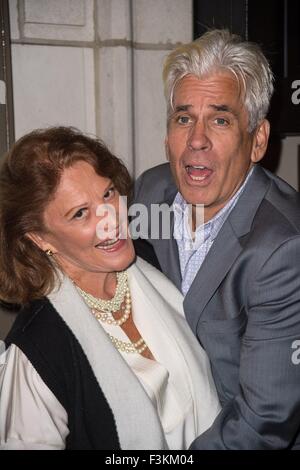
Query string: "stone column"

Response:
xmin=131 ymin=0 xmax=192 ymax=176
xmin=96 ymin=0 xmax=192 ymax=176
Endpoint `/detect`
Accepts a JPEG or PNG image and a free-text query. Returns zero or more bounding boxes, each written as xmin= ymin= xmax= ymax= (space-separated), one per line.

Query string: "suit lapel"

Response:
xmin=184 ymin=222 xmax=242 ymax=330
xmin=184 ymin=165 xmax=271 ymax=329
xmin=152 ymin=237 xmax=181 ymax=290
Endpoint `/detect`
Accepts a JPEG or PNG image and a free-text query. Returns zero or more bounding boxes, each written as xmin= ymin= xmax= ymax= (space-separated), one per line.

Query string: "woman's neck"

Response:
xmin=68 ymin=268 xmax=117 ymax=300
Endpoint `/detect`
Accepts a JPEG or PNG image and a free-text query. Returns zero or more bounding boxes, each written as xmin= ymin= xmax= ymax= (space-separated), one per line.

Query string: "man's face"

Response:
xmin=166 ymin=73 xmax=269 ymax=221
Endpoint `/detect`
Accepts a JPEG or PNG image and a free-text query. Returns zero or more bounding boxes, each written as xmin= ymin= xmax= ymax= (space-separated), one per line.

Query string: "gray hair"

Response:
xmin=163 ymin=29 xmax=274 ymax=132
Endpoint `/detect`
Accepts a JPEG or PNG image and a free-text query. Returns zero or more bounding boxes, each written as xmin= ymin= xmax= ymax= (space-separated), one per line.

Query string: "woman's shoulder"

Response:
xmin=6 ymin=298 xmax=59 ymax=342
xmin=4 ymin=296 xmax=83 ymax=411
xmin=5 ymin=298 xmax=73 ymax=362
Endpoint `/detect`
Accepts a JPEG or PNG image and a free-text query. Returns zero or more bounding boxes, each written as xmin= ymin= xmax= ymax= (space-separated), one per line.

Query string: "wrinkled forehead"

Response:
xmin=168 ymin=72 xmax=250 ymax=131
xmin=43 ymin=162 xmax=111 ymax=218
xmin=172 ymin=71 xmax=245 ymax=108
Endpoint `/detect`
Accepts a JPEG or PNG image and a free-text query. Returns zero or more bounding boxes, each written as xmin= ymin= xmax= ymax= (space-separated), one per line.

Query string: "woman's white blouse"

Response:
xmin=0 ymin=340 xmax=194 ymax=450
xmin=0 ymin=345 xmax=69 ymax=450
xmin=0 ymin=261 xmax=220 ymax=450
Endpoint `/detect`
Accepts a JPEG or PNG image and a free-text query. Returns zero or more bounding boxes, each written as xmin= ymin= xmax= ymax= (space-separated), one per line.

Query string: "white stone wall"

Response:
xmin=8 ymin=0 xmax=299 ymax=185
xmin=9 ymin=0 xmax=193 ymax=176
xmin=0 ymin=81 xmax=6 ymax=105
xmin=9 ymin=0 xmax=96 ymax=142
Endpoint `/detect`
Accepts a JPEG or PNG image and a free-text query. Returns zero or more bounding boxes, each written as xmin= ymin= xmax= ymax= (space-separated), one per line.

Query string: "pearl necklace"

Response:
xmin=76 ymin=271 xmax=128 ymax=313
xmin=91 ymin=285 xmax=131 ymax=326
xmin=108 ymin=334 xmax=148 ymax=354
xmin=76 ymin=271 xmax=132 ymax=326
xmin=75 ymin=271 xmax=148 ymax=354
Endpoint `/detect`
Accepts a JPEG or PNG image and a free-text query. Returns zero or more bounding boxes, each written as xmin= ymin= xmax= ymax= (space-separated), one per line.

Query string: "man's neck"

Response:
xmin=191 ymin=166 xmax=255 ymax=228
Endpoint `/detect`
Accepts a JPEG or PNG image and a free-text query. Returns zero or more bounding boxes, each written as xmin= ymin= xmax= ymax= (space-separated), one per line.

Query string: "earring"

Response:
xmin=45 ymin=249 xmax=54 ymax=257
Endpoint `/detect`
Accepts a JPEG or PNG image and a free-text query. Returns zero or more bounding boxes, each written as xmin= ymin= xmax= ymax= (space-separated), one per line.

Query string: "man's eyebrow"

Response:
xmin=173 ymin=103 xmax=238 ymax=115
xmin=174 ymin=104 xmax=192 ymax=112
xmin=209 ymin=104 xmax=236 ymax=114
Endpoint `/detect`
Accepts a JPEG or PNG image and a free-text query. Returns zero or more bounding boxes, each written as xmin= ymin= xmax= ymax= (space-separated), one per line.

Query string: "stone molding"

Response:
xmin=10 ymin=0 xmax=94 ymax=41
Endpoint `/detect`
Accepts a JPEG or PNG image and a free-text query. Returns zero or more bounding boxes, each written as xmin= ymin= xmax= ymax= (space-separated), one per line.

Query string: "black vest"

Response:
xmin=5 ymin=299 xmax=121 ymax=450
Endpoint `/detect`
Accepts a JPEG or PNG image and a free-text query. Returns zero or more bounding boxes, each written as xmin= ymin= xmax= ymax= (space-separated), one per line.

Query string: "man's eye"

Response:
xmin=73 ymin=208 xmax=87 ymax=220
xmin=177 ymin=115 xmax=191 ymax=125
xmin=214 ymin=117 xmax=229 ymax=126
xmin=104 ymin=187 xmax=115 ymax=201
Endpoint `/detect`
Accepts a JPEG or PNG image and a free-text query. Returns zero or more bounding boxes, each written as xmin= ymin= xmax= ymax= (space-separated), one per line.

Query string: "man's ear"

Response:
xmin=251 ymin=119 xmax=270 ymax=164
xmin=26 ymin=232 xmax=56 ymax=254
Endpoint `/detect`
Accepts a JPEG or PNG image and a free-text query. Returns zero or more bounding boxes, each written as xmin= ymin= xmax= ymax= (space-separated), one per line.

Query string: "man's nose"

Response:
xmin=187 ymin=122 xmax=211 ymax=151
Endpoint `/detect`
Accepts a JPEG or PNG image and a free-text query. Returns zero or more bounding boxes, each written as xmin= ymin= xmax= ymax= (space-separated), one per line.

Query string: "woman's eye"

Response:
xmin=104 ymin=187 xmax=115 ymax=201
xmin=73 ymin=208 xmax=87 ymax=220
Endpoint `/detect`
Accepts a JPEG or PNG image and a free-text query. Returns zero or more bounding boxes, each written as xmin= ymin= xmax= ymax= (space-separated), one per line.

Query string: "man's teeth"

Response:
xmin=187 ymin=165 xmax=207 ymax=169
xmin=186 ymin=165 xmax=209 ymax=181
xmin=190 ymin=175 xmax=206 ymax=180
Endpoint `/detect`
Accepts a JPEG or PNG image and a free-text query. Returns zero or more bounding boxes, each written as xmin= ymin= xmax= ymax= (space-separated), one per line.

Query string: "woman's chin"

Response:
xmin=97 ymin=240 xmax=136 ymax=272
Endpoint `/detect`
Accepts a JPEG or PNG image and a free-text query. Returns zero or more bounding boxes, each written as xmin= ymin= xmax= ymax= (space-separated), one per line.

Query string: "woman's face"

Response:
xmin=34 ymin=161 xmax=135 ymax=279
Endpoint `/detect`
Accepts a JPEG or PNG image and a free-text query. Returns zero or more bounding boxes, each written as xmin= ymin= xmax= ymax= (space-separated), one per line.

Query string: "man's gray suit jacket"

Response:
xmin=134 ymin=163 xmax=300 ymax=449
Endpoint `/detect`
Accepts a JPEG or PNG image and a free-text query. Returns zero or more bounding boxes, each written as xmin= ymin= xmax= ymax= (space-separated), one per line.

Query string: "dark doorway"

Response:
xmin=194 ymin=0 xmax=300 ymax=173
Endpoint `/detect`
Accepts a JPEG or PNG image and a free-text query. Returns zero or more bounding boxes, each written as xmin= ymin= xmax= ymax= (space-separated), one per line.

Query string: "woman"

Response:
xmin=0 ymin=127 xmax=220 ymax=450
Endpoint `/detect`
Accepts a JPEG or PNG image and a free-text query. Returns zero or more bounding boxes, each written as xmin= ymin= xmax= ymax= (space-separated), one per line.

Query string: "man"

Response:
xmin=133 ymin=30 xmax=300 ymax=449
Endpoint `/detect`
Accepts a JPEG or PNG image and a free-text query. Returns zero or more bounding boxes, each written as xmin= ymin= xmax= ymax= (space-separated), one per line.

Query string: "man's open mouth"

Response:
xmin=186 ymin=165 xmax=213 ymax=181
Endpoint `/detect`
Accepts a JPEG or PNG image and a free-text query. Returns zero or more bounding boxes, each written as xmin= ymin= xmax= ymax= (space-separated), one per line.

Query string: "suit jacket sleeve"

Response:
xmin=191 ymin=236 xmax=300 ymax=449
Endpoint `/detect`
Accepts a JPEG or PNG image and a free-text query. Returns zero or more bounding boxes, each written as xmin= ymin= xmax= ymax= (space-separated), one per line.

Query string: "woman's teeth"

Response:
xmin=96 ymin=238 xmax=119 ymax=250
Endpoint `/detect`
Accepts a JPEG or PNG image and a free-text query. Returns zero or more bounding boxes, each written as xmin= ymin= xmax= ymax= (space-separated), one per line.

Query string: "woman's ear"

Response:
xmin=251 ymin=119 xmax=270 ymax=163
xmin=26 ymin=232 xmax=55 ymax=254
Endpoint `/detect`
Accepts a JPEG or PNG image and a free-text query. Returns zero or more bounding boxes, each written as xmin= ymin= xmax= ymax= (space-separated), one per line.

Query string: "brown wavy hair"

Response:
xmin=0 ymin=126 xmax=132 ymax=305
